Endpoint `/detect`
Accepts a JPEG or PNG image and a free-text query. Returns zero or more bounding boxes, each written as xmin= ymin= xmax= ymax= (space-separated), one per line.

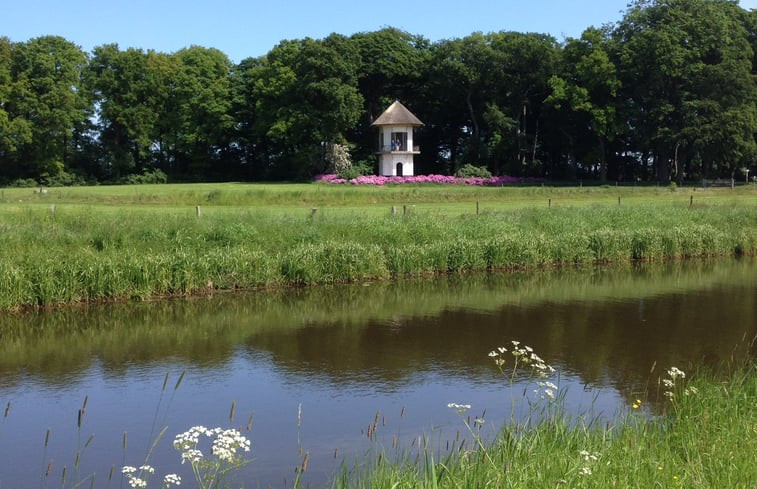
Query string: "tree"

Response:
xmin=349 ymin=28 xmax=429 ymax=164
xmin=0 ymin=37 xmax=33 ymax=179
xmin=3 ymin=36 xmax=88 ymax=180
xmin=247 ymin=36 xmax=363 ymax=179
xmin=86 ymin=45 xmax=174 ymax=179
xmin=168 ymin=46 xmax=235 ymax=179
xmin=546 ymin=27 xmax=621 ymax=181
xmin=615 ymin=0 xmax=757 ymax=181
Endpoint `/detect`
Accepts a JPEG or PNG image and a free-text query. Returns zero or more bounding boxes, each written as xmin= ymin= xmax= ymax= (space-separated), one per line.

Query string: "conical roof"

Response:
xmin=371 ymin=100 xmax=423 ymax=127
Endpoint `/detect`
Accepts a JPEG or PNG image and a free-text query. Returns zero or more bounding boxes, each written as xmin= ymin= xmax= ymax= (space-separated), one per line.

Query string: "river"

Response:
xmin=0 ymin=258 xmax=755 ymax=488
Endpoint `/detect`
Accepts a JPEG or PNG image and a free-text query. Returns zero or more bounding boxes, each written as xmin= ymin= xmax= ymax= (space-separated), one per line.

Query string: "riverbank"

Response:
xmin=1 ymin=184 xmax=755 ymax=310
xmin=334 ymin=356 xmax=757 ymax=488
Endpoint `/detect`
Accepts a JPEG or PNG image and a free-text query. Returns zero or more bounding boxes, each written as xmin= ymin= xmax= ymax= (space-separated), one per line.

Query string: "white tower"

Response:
xmin=371 ymin=100 xmax=423 ymax=176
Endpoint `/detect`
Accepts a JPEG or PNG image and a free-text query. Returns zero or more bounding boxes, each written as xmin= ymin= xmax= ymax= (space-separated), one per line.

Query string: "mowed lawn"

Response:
xmin=2 ymin=181 xmax=756 ymax=217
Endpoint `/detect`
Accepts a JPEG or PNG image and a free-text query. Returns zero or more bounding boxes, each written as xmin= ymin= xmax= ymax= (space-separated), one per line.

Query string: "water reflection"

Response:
xmin=0 ymin=258 xmax=755 ymax=488
xmin=2 ymin=259 xmax=754 ymax=391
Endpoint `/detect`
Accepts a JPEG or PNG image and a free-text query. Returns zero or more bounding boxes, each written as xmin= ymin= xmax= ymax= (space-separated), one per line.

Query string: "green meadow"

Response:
xmin=1 ymin=182 xmax=755 ymax=310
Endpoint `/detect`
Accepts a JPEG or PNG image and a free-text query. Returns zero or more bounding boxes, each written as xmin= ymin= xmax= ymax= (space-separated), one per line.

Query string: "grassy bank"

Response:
xmin=334 ymin=357 xmax=757 ymax=488
xmin=1 ymin=184 xmax=756 ymax=309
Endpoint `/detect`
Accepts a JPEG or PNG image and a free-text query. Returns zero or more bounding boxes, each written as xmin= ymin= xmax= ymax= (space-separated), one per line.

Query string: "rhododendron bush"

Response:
xmin=314 ymin=174 xmax=530 ymax=186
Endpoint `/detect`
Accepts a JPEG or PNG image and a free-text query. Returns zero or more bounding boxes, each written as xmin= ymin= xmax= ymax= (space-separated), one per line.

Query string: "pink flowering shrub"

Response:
xmin=313 ymin=174 xmax=531 ymax=186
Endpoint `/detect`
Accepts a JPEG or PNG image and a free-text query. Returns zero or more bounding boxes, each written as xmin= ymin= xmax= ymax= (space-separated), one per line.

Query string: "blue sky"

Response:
xmin=5 ymin=0 xmax=757 ymax=63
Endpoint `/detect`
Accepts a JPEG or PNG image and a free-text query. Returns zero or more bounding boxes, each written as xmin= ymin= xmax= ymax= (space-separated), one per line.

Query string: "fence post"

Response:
xmin=311 ymin=207 xmax=318 ymax=217
xmin=476 ymin=201 xmax=480 ymax=215
xmin=548 ymin=198 xmax=551 ymax=208
xmin=196 ymin=205 xmax=201 ymax=218
xmin=689 ymin=195 xmax=693 ymax=208
xmin=49 ymin=204 xmax=55 ymax=215
xmin=391 ymin=205 xmax=397 ymax=215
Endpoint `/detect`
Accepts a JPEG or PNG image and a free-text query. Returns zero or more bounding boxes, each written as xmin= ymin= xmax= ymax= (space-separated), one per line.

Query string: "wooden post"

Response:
xmin=391 ymin=205 xmax=397 ymax=215
xmin=548 ymin=198 xmax=551 ymax=208
xmin=618 ymin=196 xmax=621 ymax=206
xmin=689 ymin=195 xmax=693 ymax=208
xmin=731 ymin=178 xmax=735 ymax=189
xmin=476 ymin=201 xmax=480 ymax=215
xmin=403 ymin=205 xmax=407 ymax=215
xmin=311 ymin=207 xmax=318 ymax=217
xmin=196 ymin=205 xmax=201 ymax=217
xmin=49 ymin=204 xmax=55 ymax=215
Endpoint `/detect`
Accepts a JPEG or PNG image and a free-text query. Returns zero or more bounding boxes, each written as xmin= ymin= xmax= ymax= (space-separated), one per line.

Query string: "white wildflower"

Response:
xmin=447 ymin=403 xmax=471 ymax=414
xmin=180 ymin=448 xmax=203 ymax=464
xmin=127 ymin=477 xmax=147 ymax=489
xmin=164 ymin=474 xmax=181 ymax=486
xmin=138 ymin=465 xmax=154 ymax=474
xmin=667 ymin=367 xmax=685 ymax=380
xmin=579 ymin=466 xmax=592 ymax=476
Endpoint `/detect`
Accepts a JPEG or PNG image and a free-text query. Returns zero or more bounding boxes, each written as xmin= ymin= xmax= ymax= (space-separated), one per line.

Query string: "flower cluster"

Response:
xmin=489 ymin=341 xmax=555 ymax=376
xmin=314 ymin=173 xmax=535 ymax=186
xmin=122 ymin=465 xmax=180 ymax=488
xmin=489 ymin=341 xmax=557 ymax=400
xmin=447 ymin=403 xmax=472 ymax=414
xmin=578 ymin=450 xmax=601 ymax=476
xmin=173 ymin=426 xmax=251 ymax=464
xmin=662 ymin=366 xmax=697 ymax=399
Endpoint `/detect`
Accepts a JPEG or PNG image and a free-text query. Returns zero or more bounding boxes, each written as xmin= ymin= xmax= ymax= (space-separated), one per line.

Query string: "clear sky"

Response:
xmin=4 ymin=0 xmax=757 ymax=63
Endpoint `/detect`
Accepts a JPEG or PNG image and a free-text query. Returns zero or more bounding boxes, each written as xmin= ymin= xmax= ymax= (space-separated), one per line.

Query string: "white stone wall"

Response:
xmin=379 ymin=154 xmax=415 ymax=177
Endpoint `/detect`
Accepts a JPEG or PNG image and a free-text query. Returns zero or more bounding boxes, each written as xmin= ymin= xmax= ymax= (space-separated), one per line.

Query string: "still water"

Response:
xmin=1 ymin=259 xmax=755 ymax=488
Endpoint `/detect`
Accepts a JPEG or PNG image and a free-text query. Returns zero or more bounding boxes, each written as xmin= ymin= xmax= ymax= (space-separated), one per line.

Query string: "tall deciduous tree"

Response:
xmin=168 ymin=46 xmax=235 ymax=179
xmin=86 ymin=45 xmax=175 ymax=178
xmin=546 ymin=27 xmax=621 ymax=182
xmin=0 ymin=37 xmax=33 ymax=176
xmin=4 ymin=36 xmax=88 ymax=180
xmin=248 ymin=36 xmax=363 ymax=178
xmin=615 ymin=0 xmax=757 ymax=181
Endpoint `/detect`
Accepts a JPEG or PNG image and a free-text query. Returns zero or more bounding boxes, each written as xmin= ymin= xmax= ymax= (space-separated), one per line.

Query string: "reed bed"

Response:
xmin=1 ymin=199 xmax=755 ymax=309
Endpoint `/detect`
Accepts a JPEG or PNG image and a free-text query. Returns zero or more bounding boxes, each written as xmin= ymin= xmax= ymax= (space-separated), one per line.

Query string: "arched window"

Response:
xmin=396 ymin=162 xmax=403 ymax=176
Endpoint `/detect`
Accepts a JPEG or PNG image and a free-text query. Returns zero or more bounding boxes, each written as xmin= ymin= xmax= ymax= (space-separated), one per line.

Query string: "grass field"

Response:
xmin=1 ymin=182 xmax=755 ymax=310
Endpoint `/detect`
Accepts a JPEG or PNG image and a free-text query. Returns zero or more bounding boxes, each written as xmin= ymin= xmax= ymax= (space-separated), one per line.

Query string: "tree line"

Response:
xmin=1 ymin=0 xmax=755 ymax=185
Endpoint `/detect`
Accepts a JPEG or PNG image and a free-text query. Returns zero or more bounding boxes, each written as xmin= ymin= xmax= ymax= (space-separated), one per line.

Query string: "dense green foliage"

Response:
xmin=1 ymin=0 xmax=755 ymax=185
xmin=0 ymin=185 xmax=754 ymax=309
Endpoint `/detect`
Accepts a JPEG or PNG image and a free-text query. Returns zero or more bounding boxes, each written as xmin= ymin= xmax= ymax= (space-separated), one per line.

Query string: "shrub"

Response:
xmin=455 ymin=164 xmax=492 ymax=179
xmin=338 ymin=161 xmax=374 ymax=181
xmin=8 ymin=178 xmax=39 ymax=188
xmin=119 ymin=169 xmax=168 ymax=185
xmin=42 ymin=171 xmax=90 ymax=187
